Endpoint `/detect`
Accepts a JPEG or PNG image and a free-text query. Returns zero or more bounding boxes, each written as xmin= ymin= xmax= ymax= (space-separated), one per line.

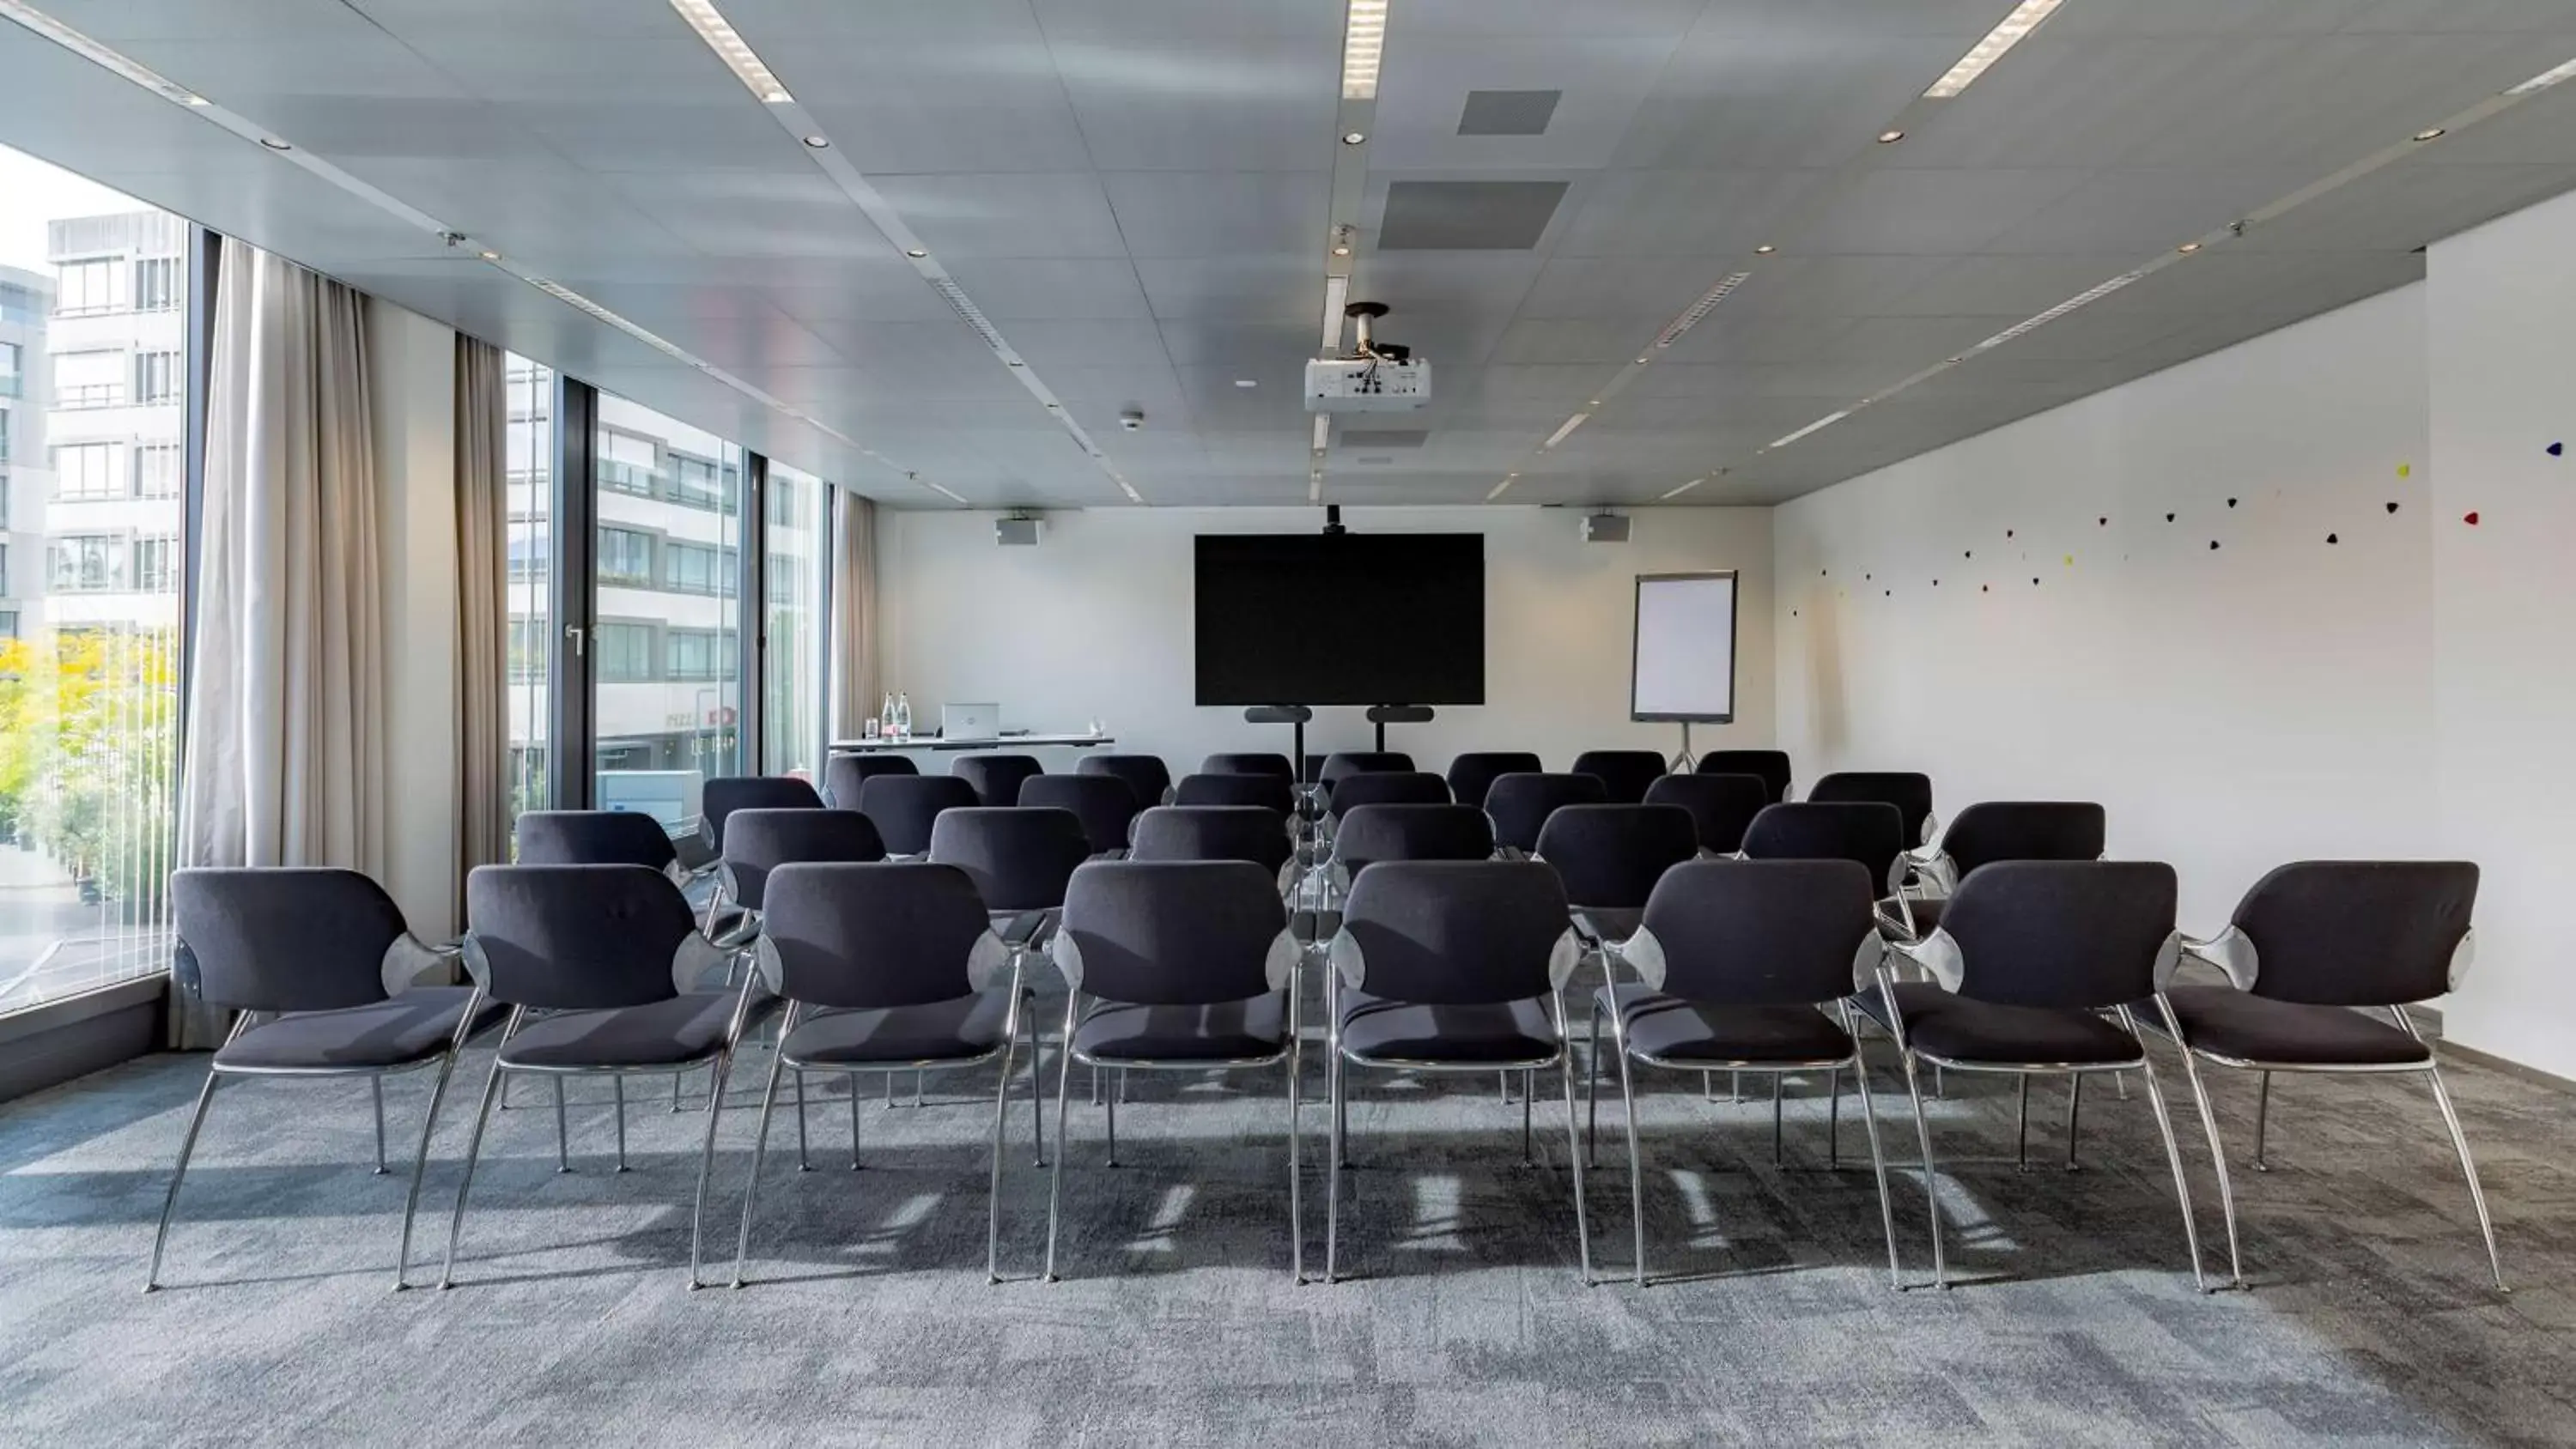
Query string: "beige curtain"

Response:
xmin=829 ymin=491 xmax=879 ymax=739
xmin=174 ymin=239 xmax=386 ymax=1045
xmin=453 ymin=336 xmax=508 ymax=897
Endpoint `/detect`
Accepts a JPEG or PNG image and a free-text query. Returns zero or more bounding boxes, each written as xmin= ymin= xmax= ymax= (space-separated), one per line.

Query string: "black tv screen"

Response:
xmin=1194 ymin=533 xmax=1485 ymax=706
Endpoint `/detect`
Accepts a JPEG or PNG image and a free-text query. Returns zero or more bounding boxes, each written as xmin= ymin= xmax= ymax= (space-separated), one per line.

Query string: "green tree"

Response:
xmin=0 ymin=627 xmax=179 ymax=923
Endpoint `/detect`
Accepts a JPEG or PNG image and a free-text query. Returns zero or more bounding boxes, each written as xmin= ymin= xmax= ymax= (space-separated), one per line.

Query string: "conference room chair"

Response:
xmin=1173 ymin=771 xmax=1296 ymax=815
xmin=1445 ymin=751 xmax=1542 ymax=810
xmin=1318 ymin=751 xmax=1414 ymax=795
xmin=1741 ymin=802 xmax=1906 ymax=897
xmin=1077 ymin=753 xmax=1175 ymax=809
xmin=1324 ymin=859 xmax=1590 ymax=1282
xmin=443 ymin=864 xmax=764 ymax=1290
xmin=720 ymin=807 xmax=892 ymax=1160
xmin=516 ymin=809 xmax=684 ymax=873
xmin=954 ymin=754 xmax=1046 ymax=809
xmin=1587 ymin=859 xmax=1900 ymax=1288
xmin=1902 ymin=801 xmax=2108 ymax=936
xmin=1320 ymin=769 xmax=1451 ymax=828
xmin=1534 ymin=803 xmax=1700 ymax=946
xmin=857 ymin=774 xmax=981 ymax=858
xmin=151 ymin=868 xmax=501 ymax=1293
xmin=1290 ymin=802 xmax=1497 ymax=961
xmin=700 ymin=775 xmax=823 ymax=856
xmin=1868 ymin=860 xmax=2207 ymax=1290
xmin=2143 ymin=860 xmax=2500 ymax=1292
xmin=1484 ymin=772 xmax=1612 ymax=858
xmin=1571 ymin=749 xmax=1671 ymax=806
xmin=1644 ymin=773 xmax=1771 ymax=856
xmin=1045 ymin=861 xmax=1303 ymax=1281
xmin=1127 ymin=805 xmax=1294 ymax=876
xmin=1696 ymin=749 xmax=1792 ymax=803
xmin=823 ymin=753 xmax=916 ymax=809
xmin=1019 ymin=773 xmax=1145 ymax=858
xmin=731 ymin=862 xmax=1038 ymax=1286
xmin=1809 ymin=771 xmax=1937 ymax=847
xmin=1200 ymin=751 xmax=1294 ymax=779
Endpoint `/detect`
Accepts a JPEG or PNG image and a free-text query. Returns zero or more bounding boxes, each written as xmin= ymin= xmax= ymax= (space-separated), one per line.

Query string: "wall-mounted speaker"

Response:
xmin=1582 ymin=512 xmax=1631 ymax=543
xmin=996 ymin=516 xmax=1042 ymax=546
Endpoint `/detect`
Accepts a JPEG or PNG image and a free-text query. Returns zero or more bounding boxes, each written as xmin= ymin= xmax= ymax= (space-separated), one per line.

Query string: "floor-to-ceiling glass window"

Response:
xmin=0 ymin=144 xmax=189 ymax=1013
xmin=502 ymin=353 xmax=552 ymax=837
xmin=762 ymin=461 xmax=829 ymax=782
xmin=592 ymin=391 xmax=741 ymax=828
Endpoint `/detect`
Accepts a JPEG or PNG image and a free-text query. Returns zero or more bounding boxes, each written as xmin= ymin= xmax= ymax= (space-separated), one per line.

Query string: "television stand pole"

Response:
xmin=1366 ymin=704 xmax=1435 ymax=754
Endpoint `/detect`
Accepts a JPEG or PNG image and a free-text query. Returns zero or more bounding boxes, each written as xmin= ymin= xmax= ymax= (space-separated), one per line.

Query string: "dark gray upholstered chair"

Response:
xmin=1484 ymin=771 xmax=1612 ymax=856
xmin=2141 ymin=861 xmax=2497 ymax=1291
xmin=1534 ymin=803 xmax=1700 ymax=944
xmin=1901 ymin=801 xmax=2107 ymax=936
xmin=732 ymin=862 xmax=1037 ymax=1285
xmin=928 ymin=807 xmax=1093 ymax=948
xmin=857 ymin=773 xmax=981 ymax=857
xmin=1741 ymin=802 xmax=1906 ymax=898
xmin=1321 ymin=769 xmax=1450 ymax=824
xmin=1329 ymin=803 xmax=1495 ymax=877
xmin=1045 ymin=862 xmax=1302 ymax=1280
xmin=954 ymin=754 xmax=1045 ymax=808
xmin=700 ymin=776 xmax=823 ymax=854
xmin=1173 ymin=771 xmax=1296 ymax=814
xmin=153 ymin=868 xmax=503 ymax=1292
xmin=823 ymin=752 xmax=916 ymax=808
xmin=1324 ymin=860 xmax=1590 ymax=1281
xmin=1445 ymin=751 xmax=1542 ymax=810
xmin=1020 ymin=773 xmax=1145 ymax=857
xmin=1866 ymin=860 xmax=2207 ymax=1289
xmin=1571 ymin=749 xmax=1671 ymax=805
xmin=1078 ymin=753 xmax=1174 ymax=809
xmin=1696 ymin=749 xmax=1792 ymax=803
xmin=1318 ymin=751 xmax=1413 ymax=792
xmin=444 ymin=864 xmax=764 ymax=1289
xmin=1202 ymin=751 xmax=1295 ymax=779
xmin=1645 ymin=773 xmax=1770 ymax=856
xmin=1810 ymin=771 xmax=1936 ymax=847
xmin=1128 ymin=805 xmax=1295 ymax=876
xmin=720 ymin=809 xmax=888 ymax=919
xmin=516 ymin=809 xmax=680 ymax=871
xmin=1585 ymin=859 xmax=1899 ymax=1286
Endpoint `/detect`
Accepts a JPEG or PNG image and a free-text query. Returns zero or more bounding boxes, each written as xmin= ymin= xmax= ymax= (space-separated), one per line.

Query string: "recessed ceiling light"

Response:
xmin=1923 ymin=0 xmax=2063 ymax=99
xmin=1877 ymin=129 xmax=1905 ymax=144
xmin=1753 ymin=243 xmax=1777 ymax=254
xmin=2412 ymin=127 xmax=2445 ymax=142
xmin=1771 ymin=409 xmax=1850 ymax=449
xmin=667 ymin=0 xmax=794 ymax=105
xmin=2176 ymin=240 xmax=2201 ymax=253
xmin=1331 ymin=244 xmax=1352 ymax=256
xmin=1235 ymin=379 xmax=1258 ymax=389
xmin=904 ymin=247 xmax=927 ymax=258
xmin=1342 ymin=131 xmax=1367 ymax=145
xmin=182 ymin=94 xmax=207 ymax=106
xmin=1341 ymin=0 xmax=1388 ymax=100
xmin=1543 ymin=414 xmax=1589 ymax=449
xmin=1587 ymin=399 xmax=1602 ymax=406
xmin=258 ymin=136 xmax=291 ymax=150
xmin=1006 ymin=359 xmax=1024 ymax=367
xmin=802 ymin=134 xmax=829 ymax=149
xmin=478 ymin=250 xmax=501 ymax=262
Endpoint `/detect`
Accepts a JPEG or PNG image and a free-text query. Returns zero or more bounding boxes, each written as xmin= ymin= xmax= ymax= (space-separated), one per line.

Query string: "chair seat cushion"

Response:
xmin=499 ymin=991 xmax=746 ymax=1070
xmin=1337 ymin=990 xmax=1558 ymax=1065
xmin=783 ymin=991 xmax=1015 ymax=1067
xmin=1073 ymin=993 xmax=1289 ymax=1063
xmin=216 ymin=987 xmax=504 ymax=1071
xmin=1887 ymin=986 xmax=2140 ymax=1067
xmin=2154 ymin=985 xmax=2431 ymax=1067
xmin=1594 ymin=984 xmax=1852 ymax=1065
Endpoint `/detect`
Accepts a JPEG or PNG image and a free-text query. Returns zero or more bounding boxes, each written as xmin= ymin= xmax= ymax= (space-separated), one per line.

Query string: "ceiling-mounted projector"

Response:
xmin=1307 ymin=300 xmax=1430 ymax=414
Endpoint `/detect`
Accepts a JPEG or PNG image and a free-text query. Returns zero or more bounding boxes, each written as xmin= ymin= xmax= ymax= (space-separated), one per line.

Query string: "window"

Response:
xmin=664 ymin=540 xmax=735 ymax=596
xmin=598 ymin=429 xmax=656 ymax=496
xmin=595 ymin=622 xmax=656 ymax=682
xmin=667 ymin=628 xmax=735 ymax=681
xmin=54 ymin=349 xmax=123 ymax=409
xmin=0 ymin=543 xmax=9 ymax=594
xmin=671 ymin=452 xmax=724 ymax=509
xmin=764 ymin=462 xmax=829 ymax=780
xmin=131 ymin=536 xmax=177 ymax=592
xmin=1 ymin=409 xmax=9 ymax=464
xmin=132 ymin=256 xmax=180 ymax=312
xmin=132 ymin=444 xmax=180 ymax=498
xmin=502 ymin=355 xmax=553 ymax=828
xmin=54 ymin=444 xmax=118 ymax=500
xmin=0 ymin=339 xmax=19 ymax=397
xmin=51 ymin=534 xmax=122 ymax=591
xmin=0 ymin=609 xmax=15 ymax=640
xmin=54 ymin=256 xmax=118 ymax=314
xmin=598 ymin=526 xmax=654 ymax=585
xmin=134 ymin=350 xmax=179 ymax=405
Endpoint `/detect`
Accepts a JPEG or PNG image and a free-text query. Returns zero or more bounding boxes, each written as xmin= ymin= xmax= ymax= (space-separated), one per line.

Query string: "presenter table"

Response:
xmin=829 ymin=733 xmax=1116 ymax=755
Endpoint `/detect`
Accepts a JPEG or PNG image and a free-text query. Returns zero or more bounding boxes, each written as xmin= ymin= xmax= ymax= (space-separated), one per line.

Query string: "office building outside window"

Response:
xmin=764 ymin=460 xmax=829 ymax=782
xmin=502 ymin=354 xmax=552 ymax=829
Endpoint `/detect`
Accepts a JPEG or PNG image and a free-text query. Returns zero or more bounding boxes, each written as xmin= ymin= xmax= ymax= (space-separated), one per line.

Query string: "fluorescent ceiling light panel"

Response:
xmin=0 ymin=0 xmax=201 ymax=103
xmin=1654 ymin=271 xmax=1753 ymax=349
xmin=1542 ymin=414 xmax=1590 ymax=449
xmin=1924 ymin=0 xmax=2063 ymax=99
xmin=1660 ymin=476 xmax=1707 ymax=500
xmin=1342 ymin=0 xmax=1388 ymax=100
xmin=668 ymin=0 xmax=793 ymax=104
xmin=1974 ymin=270 xmax=2140 ymax=349
xmin=1770 ymin=410 xmax=1850 ymax=450
xmin=2506 ymin=56 xmax=2576 ymax=95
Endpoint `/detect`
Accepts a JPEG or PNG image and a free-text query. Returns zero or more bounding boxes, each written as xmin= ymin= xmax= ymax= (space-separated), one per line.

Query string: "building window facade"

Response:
xmin=54 ymin=442 xmax=118 ymax=500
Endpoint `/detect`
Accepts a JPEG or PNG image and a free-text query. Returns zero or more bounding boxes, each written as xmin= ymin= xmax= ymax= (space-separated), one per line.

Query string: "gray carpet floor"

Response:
xmin=3 ymin=1000 xmax=2573 ymax=1447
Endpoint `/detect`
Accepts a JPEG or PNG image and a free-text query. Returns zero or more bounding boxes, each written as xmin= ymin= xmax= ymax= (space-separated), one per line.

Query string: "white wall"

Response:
xmin=1774 ymin=285 xmax=2439 ymax=931
xmin=2428 ymin=189 xmax=2576 ymax=1079
xmin=875 ymin=506 xmax=1774 ymax=778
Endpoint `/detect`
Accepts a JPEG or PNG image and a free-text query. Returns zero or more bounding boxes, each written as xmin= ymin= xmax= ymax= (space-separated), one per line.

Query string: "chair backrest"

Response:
xmin=856 ymin=774 xmax=981 ymax=856
xmin=1571 ymin=749 xmax=1669 ymax=805
xmin=1741 ymin=802 xmax=1905 ymax=893
xmin=1635 ymin=858 xmax=1877 ymax=1007
xmin=1335 ymin=860 xmax=1572 ymax=1006
xmin=1127 ymin=805 xmax=1294 ymax=873
xmin=701 ymin=775 xmax=823 ymax=852
xmin=2229 ymin=860 xmax=2478 ymax=1007
xmin=1696 ymin=749 xmax=1791 ymax=803
xmin=1333 ymin=803 xmax=1496 ymax=876
xmin=823 ymin=753 xmax=916 ymax=808
xmin=1643 ymin=773 xmax=1770 ymax=855
xmin=721 ymin=808 xmax=887 ymax=911
xmin=515 ymin=809 xmax=677 ymax=870
xmin=171 ymin=867 xmax=409 ymax=1013
xmin=1484 ymin=771 xmax=1611 ymax=852
xmin=1939 ymin=801 xmax=2106 ymax=878
xmin=1534 ymin=803 xmax=1700 ymax=910
xmin=1056 ymin=861 xmax=1289 ymax=1007
xmin=1809 ymin=771 xmax=1935 ymax=846
xmin=927 ymin=806 xmax=1092 ymax=912
xmin=1172 ymin=771 xmax=1295 ymax=813
xmin=952 ymin=754 xmax=1045 ymax=807
xmin=1018 ymin=773 xmax=1144 ymax=856
xmin=1445 ymin=751 xmax=1542 ymax=810
xmin=1940 ymin=860 xmax=2177 ymax=1009
xmin=1201 ymin=751 xmax=1293 ymax=779
xmin=1324 ymin=770 xmax=1450 ymax=818
xmin=1077 ymin=753 xmax=1173 ymax=808
xmin=464 ymin=864 xmax=697 ymax=1010
xmin=758 ymin=862 xmax=996 ymax=1010
xmin=1319 ymin=751 xmax=1413 ymax=788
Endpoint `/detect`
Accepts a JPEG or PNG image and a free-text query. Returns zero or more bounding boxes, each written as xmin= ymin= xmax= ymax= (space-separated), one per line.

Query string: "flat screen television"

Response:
xmin=1194 ymin=533 xmax=1485 ymax=706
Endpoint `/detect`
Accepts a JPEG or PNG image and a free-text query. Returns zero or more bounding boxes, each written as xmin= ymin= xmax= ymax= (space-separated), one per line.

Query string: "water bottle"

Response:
xmin=895 ymin=692 xmax=912 ymax=741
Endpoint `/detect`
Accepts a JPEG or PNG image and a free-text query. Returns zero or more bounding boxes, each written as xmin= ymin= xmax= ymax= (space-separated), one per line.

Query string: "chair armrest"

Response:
xmin=383 ymin=932 xmax=466 ymax=994
xmin=2177 ymin=926 xmax=2257 ymax=991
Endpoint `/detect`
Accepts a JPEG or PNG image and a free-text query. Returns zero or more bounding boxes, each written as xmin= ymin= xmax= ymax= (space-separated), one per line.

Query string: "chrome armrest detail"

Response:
xmin=1047 ymin=929 xmax=1084 ymax=991
xmin=2179 ymin=925 xmax=2258 ymax=991
xmin=1263 ymin=930 xmax=1302 ymax=992
xmin=966 ymin=930 xmax=1015 ymax=992
xmin=671 ymin=932 xmax=733 ymax=994
xmin=1327 ymin=928 xmax=1366 ymax=991
xmin=1546 ymin=928 xmax=1583 ymax=990
xmin=1889 ymin=927 xmax=1964 ymax=993
xmin=2449 ymin=928 xmax=2476 ymax=991
xmin=1618 ymin=925 xmax=1668 ymax=991
xmin=382 ymin=932 xmax=465 ymax=994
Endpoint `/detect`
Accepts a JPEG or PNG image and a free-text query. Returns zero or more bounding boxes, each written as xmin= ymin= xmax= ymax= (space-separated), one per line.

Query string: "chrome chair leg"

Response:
xmin=1771 ymin=1075 xmax=1784 ymax=1167
xmin=372 ymin=1076 xmax=389 ymax=1175
xmin=915 ymin=1070 xmax=927 ymax=1108
xmin=732 ymin=1045 xmax=790 ymax=1288
xmin=1104 ymin=1079 xmax=1119 ymax=1167
xmin=1522 ymin=1068 xmax=1534 ymax=1166
xmin=1326 ymin=1030 xmax=1346 ymax=1282
xmin=686 ymin=1046 xmax=736 ymax=1290
xmin=393 ymin=1009 xmax=477 ymax=1291
xmin=671 ymin=1070 xmax=681 ymax=1113
xmin=1895 ymin=1049 xmax=1944 ymax=1288
xmin=1840 ymin=1006 xmax=1903 ymax=1293
xmin=1826 ymin=1065 xmax=1840 ymax=1170
xmin=612 ymin=1075 xmax=629 ymax=1173
xmin=2424 ymin=1063 xmax=2507 ymax=1292
xmin=987 ymin=1020 xmax=1020 ymax=1284
xmin=1611 ymin=1011 xmax=1644 ymax=1287
xmin=2015 ymin=1076 xmax=2030 ymax=1173
xmin=2155 ymin=1001 xmax=2244 ymax=1288
xmin=1585 ymin=1000 xmax=1603 ymax=1167
xmin=2065 ymin=1073 xmax=2082 ymax=1171
xmin=1731 ymin=1070 xmax=1741 ymax=1104
xmin=553 ymin=1076 xmax=570 ymax=1173
xmin=1043 ymin=996 xmax=1079 ymax=1282
xmin=438 ymin=1055 xmax=510 ymax=1289
xmin=1286 ymin=1029 xmax=1304 ymax=1285
xmin=1026 ymin=1006 xmax=1047 ymax=1167
xmin=2120 ymin=1008 xmax=2208 ymax=1294
xmin=794 ymin=1070 xmax=811 ymax=1173
xmin=143 ymin=1066 xmax=224 ymax=1292
xmin=1498 ymin=1070 xmax=1510 ymax=1106
xmin=1555 ymin=993 xmax=1593 ymax=1288
xmin=1091 ymin=1064 xmax=1102 ymax=1106
xmin=2253 ymin=1070 xmax=2271 ymax=1170
xmin=1702 ymin=1070 xmax=1713 ymax=1102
